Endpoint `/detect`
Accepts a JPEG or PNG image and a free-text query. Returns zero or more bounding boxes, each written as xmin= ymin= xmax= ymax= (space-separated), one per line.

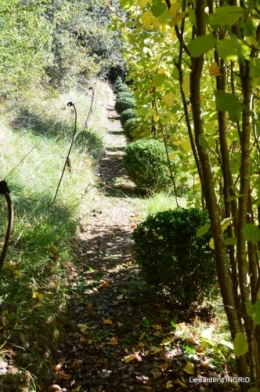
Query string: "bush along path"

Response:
xmin=49 ymin=93 xmax=239 ymax=392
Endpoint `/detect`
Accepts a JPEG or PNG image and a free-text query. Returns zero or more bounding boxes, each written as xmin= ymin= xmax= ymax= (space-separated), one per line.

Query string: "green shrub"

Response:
xmin=132 ymin=208 xmax=218 ymax=307
xmin=116 ymin=92 xmax=134 ymax=103
xmin=123 ymin=139 xmax=171 ymax=192
xmin=117 ymin=84 xmax=130 ymax=93
xmin=115 ymin=96 xmax=135 ymax=114
xmin=114 ymin=76 xmax=123 ymax=92
xmin=120 ymin=108 xmax=136 ymax=127
xmin=123 ymin=117 xmax=138 ymax=139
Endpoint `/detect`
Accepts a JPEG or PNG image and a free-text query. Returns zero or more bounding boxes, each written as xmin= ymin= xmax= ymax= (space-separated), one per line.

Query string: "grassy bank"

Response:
xmin=0 ymin=82 xmax=112 ymax=391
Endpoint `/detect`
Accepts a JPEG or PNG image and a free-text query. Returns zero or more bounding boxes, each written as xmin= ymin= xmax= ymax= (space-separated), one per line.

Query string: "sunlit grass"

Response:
xmin=0 ymin=82 xmax=110 ymax=390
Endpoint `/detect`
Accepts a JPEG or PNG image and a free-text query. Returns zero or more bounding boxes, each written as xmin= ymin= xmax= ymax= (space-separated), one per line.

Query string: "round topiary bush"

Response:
xmin=116 ymin=91 xmax=134 ymax=101
xmin=123 ymin=117 xmax=138 ymax=139
xmin=123 ymin=139 xmax=171 ymax=192
xmin=117 ymin=84 xmax=130 ymax=93
xmin=120 ymin=108 xmax=136 ymax=127
xmin=114 ymin=76 xmax=123 ymax=91
xmin=132 ymin=208 xmax=218 ymax=307
xmin=115 ymin=97 xmax=135 ymax=114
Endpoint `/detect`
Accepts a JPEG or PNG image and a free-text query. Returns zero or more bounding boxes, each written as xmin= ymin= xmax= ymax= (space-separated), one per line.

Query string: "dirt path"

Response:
xmin=51 ymin=87 xmax=238 ymax=392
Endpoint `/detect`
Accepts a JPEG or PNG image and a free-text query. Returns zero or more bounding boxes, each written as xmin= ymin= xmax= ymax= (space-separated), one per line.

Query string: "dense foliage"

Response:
xmin=0 ymin=0 xmax=125 ymax=95
xmin=133 ymin=208 xmax=218 ymax=307
xmin=116 ymin=0 xmax=260 ymax=387
xmin=123 ymin=138 xmax=171 ymax=192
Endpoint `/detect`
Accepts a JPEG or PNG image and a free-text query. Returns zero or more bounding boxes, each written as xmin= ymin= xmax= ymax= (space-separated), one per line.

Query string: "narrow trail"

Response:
xmin=52 ymin=86 xmax=239 ymax=392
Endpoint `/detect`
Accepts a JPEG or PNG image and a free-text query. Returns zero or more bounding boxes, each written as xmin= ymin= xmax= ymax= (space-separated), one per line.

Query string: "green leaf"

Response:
xmin=248 ymin=388 xmax=260 ymax=392
xmin=151 ymin=73 xmax=167 ymax=87
xmin=233 ymin=332 xmax=248 ymax=357
xmin=198 ymin=135 xmax=209 ymax=149
xmin=224 ymin=237 xmax=237 ymax=245
xmin=187 ymin=34 xmax=217 ymax=57
xmin=215 ymin=91 xmax=241 ymax=122
xmin=250 ymin=59 xmax=260 ymax=78
xmin=196 ymin=223 xmax=211 ymax=237
xmin=208 ymin=6 xmax=245 ymax=26
xmin=217 ymin=38 xmax=250 ymax=62
xmin=120 ymin=0 xmax=132 ymax=9
xmin=245 ymin=300 xmax=254 ymax=317
xmin=242 ymin=223 xmax=260 ymax=244
xmin=252 ymin=299 xmax=260 ymax=325
xmin=151 ymin=1 xmax=166 ymax=17
xmin=217 ymin=39 xmax=239 ymax=61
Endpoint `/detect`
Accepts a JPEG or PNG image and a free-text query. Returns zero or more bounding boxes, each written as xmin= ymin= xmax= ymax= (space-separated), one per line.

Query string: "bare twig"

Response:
xmin=0 ymin=180 xmax=14 ymax=274
xmin=52 ymin=102 xmax=77 ymax=205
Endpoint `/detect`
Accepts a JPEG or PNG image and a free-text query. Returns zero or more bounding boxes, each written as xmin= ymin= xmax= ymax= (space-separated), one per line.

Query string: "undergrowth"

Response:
xmin=0 ymin=82 xmax=110 ymax=391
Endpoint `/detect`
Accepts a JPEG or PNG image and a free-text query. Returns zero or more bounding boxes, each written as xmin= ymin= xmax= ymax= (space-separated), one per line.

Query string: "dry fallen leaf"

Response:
xmin=71 ymin=386 xmax=81 ymax=392
xmin=109 ymin=337 xmax=118 ymax=345
xmin=52 ymin=363 xmax=63 ymax=372
xmin=57 ymin=373 xmax=71 ymax=380
xmin=150 ymin=346 xmax=163 ymax=355
xmin=183 ymin=361 xmax=194 ymax=375
xmin=103 ymin=318 xmax=113 ymax=324
xmin=165 ymin=381 xmax=174 ymax=389
xmin=160 ymin=337 xmax=174 ymax=345
xmin=48 ymin=385 xmax=62 ymax=392
xmin=151 ymin=368 xmax=161 ymax=379
xmin=173 ymin=378 xmax=188 ymax=389
xmin=139 ymin=332 xmax=146 ymax=340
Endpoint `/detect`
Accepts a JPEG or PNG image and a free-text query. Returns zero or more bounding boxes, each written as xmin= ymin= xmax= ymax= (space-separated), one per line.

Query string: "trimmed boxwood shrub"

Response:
xmin=117 ymin=84 xmax=130 ymax=93
xmin=132 ymin=208 xmax=218 ymax=307
xmin=123 ymin=138 xmax=171 ymax=192
xmin=120 ymin=108 xmax=136 ymax=127
xmin=115 ymin=96 xmax=135 ymax=114
xmin=114 ymin=76 xmax=123 ymax=91
xmin=123 ymin=117 xmax=138 ymax=139
xmin=116 ymin=91 xmax=134 ymax=101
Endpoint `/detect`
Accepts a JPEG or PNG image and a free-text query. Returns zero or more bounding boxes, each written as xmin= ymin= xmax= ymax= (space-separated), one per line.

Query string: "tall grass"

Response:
xmin=0 ymin=82 xmax=109 ymax=391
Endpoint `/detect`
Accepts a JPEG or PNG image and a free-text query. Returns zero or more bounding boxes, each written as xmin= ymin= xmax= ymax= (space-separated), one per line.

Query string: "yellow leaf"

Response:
xmin=169 ymin=27 xmax=177 ymax=41
xmin=152 ymin=324 xmax=162 ymax=330
xmin=173 ymin=378 xmax=188 ymax=389
xmin=169 ymin=2 xmax=181 ymax=18
xmin=166 ymin=381 xmax=174 ymax=389
xmin=87 ymin=303 xmax=94 ymax=311
xmin=137 ymin=0 xmax=147 ymax=7
xmin=109 ymin=337 xmax=118 ymax=345
xmin=234 ymin=332 xmax=248 ymax=357
xmin=209 ymin=237 xmax=215 ymax=249
xmin=124 ymin=354 xmax=137 ymax=363
xmin=153 ymin=114 xmax=160 ymax=122
xmin=142 ymin=10 xmax=155 ymax=29
xmin=182 ymin=72 xmax=190 ymax=95
xmin=181 ymin=138 xmax=192 ymax=153
xmin=160 ymin=337 xmax=174 ymax=345
xmin=150 ymin=346 xmax=163 ymax=355
xmin=117 ymin=322 xmax=123 ymax=327
xmin=158 ymin=68 xmax=165 ymax=74
xmin=226 ymin=137 xmax=231 ymax=147
xmin=209 ymin=61 xmax=221 ymax=76
xmin=183 ymin=361 xmax=194 ymax=375
xmin=162 ymin=91 xmax=174 ymax=108
xmin=168 ymin=153 xmax=176 ymax=160
xmin=139 ymin=332 xmax=146 ymax=340
xmin=103 ymin=318 xmax=113 ymax=324
xmin=77 ymin=324 xmax=89 ymax=335
xmin=71 ymin=386 xmax=81 ymax=392
xmin=14 ymin=270 xmax=22 ymax=278
xmin=170 ymin=10 xmax=188 ymax=26
xmin=159 ymin=24 xmax=167 ymax=34
xmin=32 ymin=291 xmax=43 ymax=301
xmin=2 ymin=315 xmax=8 ymax=327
